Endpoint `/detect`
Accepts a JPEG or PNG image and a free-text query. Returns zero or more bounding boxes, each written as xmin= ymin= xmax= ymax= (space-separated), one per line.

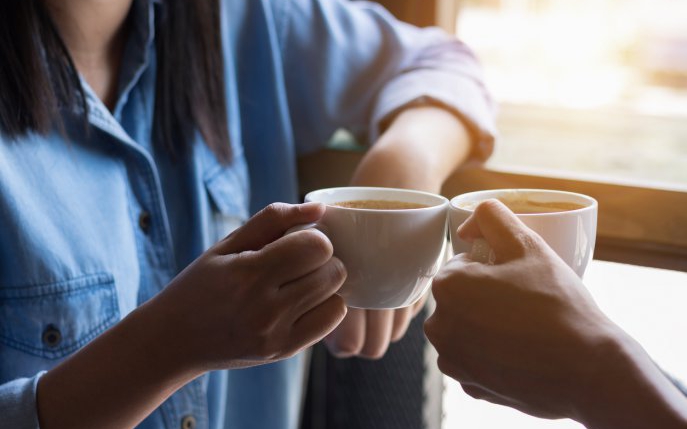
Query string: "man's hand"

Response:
xmin=325 ymin=299 xmax=426 ymax=358
xmin=424 ymin=200 xmax=687 ymax=428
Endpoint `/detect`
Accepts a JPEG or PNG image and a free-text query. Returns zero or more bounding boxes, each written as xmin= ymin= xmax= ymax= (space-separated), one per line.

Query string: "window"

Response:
xmin=454 ymin=0 xmax=687 ymax=186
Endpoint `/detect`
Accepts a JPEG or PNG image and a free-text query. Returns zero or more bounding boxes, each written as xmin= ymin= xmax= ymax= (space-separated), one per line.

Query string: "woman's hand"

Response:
xmin=37 ymin=202 xmax=348 ymax=429
xmin=154 ymin=202 xmax=348 ymax=371
xmin=424 ymin=200 xmax=687 ymax=428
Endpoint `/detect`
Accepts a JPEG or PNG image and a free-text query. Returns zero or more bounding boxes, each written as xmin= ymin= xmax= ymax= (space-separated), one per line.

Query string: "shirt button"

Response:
xmin=181 ymin=415 xmax=196 ymax=429
xmin=138 ymin=211 xmax=152 ymax=233
xmin=42 ymin=325 xmax=62 ymax=348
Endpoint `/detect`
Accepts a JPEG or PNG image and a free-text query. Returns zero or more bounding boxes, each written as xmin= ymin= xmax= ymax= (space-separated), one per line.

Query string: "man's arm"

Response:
xmin=325 ymin=105 xmax=471 ymax=358
xmin=425 ymin=199 xmax=687 ymax=428
xmin=275 ymin=0 xmax=496 ymax=357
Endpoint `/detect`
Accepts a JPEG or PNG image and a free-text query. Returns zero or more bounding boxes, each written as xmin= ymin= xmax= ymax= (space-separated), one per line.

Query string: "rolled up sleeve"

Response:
xmin=275 ymin=0 xmax=496 ymax=160
xmin=369 ymin=36 xmax=497 ymax=161
xmin=0 ymin=373 xmax=45 ymax=429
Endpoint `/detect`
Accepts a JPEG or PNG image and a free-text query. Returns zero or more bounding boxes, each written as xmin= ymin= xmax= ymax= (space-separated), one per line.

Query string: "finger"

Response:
xmin=280 ymin=257 xmax=347 ymax=317
xmin=217 ymin=202 xmax=325 ymax=254
xmin=256 ymin=228 xmax=334 ymax=285
xmin=456 ymin=199 xmax=542 ymax=261
xmin=410 ymin=293 xmax=428 ymax=317
xmin=360 ymin=309 xmax=394 ymax=359
xmin=431 ymin=253 xmax=483 ymax=304
xmin=424 ymin=313 xmax=465 ymax=369
xmin=324 ymin=307 xmax=366 ymax=358
xmin=289 ymin=294 xmax=347 ymax=355
xmin=390 ymin=306 xmax=412 ymax=342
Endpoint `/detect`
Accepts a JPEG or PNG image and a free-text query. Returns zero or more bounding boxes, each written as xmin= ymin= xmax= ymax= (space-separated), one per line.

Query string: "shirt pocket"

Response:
xmin=204 ymin=163 xmax=250 ymax=243
xmin=0 ymin=273 xmax=120 ymax=361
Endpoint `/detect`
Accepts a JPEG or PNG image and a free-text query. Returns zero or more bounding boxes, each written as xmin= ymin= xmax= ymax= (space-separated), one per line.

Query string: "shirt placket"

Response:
xmin=80 ymin=5 xmax=209 ymax=424
xmin=87 ymin=100 xmax=210 ymax=429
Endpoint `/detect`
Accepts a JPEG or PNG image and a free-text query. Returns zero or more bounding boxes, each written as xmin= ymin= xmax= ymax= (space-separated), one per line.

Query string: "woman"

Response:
xmin=0 ymin=0 xmax=495 ymax=428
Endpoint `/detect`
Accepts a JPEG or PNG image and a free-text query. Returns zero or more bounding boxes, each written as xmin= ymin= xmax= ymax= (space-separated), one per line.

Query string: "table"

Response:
xmin=442 ymin=260 xmax=687 ymax=429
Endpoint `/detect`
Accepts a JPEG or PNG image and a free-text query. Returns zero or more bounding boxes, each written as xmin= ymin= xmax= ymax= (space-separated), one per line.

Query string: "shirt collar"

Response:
xmin=112 ymin=0 xmax=157 ymax=119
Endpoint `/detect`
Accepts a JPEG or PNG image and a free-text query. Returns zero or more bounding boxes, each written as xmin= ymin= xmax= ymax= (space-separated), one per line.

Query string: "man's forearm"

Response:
xmin=351 ymin=105 xmax=472 ymax=192
xmin=575 ymin=328 xmax=687 ymax=429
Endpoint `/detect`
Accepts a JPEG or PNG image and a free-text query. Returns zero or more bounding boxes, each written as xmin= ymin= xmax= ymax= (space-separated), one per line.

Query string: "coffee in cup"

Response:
xmin=449 ymin=189 xmax=598 ymax=278
xmin=332 ymin=200 xmax=428 ymax=210
xmin=457 ymin=196 xmax=585 ymax=214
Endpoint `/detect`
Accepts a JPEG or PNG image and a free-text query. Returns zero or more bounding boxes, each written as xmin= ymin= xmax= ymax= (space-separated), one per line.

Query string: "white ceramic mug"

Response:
xmin=302 ymin=187 xmax=449 ymax=309
xmin=449 ymin=189 xmax=598 ymax=278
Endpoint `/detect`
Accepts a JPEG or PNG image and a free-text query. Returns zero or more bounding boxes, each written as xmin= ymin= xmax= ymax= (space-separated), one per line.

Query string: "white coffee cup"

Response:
xmin=302 ymin=187 xmax=449 ymax=309
xmin=449 ymin=189 xmax=598 ymax=278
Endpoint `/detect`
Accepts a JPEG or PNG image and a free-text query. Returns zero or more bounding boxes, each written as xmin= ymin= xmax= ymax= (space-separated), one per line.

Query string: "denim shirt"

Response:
xmin=0 ymin=0 xmax=495 ymax=428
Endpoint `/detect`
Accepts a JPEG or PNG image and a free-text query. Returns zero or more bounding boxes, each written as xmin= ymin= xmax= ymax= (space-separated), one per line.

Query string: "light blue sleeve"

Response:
xmin=0 ymin=372 xmax=45 ymax=429
xmin=272 ymin=0 xmax=496 ymax=159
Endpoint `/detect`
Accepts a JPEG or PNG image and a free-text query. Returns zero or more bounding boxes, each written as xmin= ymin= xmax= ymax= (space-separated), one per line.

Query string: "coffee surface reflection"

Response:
xmin=332 ymin=200 xmax=429 ymax=210
xmin=460 ymin=198 xmax=585 ymax=214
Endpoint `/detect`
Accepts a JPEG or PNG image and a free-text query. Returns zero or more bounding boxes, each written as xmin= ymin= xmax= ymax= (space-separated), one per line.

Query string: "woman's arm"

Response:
xmin=35 ymin=203 xmax=347 ymax=429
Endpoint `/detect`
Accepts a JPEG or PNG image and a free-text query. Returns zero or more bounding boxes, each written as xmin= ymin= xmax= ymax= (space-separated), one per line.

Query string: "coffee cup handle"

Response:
xmin=469 ymin=238 xmax=496 ymax=264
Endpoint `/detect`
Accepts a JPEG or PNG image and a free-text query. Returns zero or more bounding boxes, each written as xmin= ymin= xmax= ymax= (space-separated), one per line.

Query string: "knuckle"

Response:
xmin=514 ymin=230 xmax=545 ymax=254
xmin=431 ymin=272 xmax=455 ymax=300
xmin=262 ymin=202 xmax=287 ymax=220
xmin=231 ymin=251 xmax=263 ymax=286
xmin=361 ymin=344 xmax=387 ymax=360
xmin=431 ymin=271 xmax=461 ymax=302
xmin=329 ymin=257 xmax=347 ymax=284
xmin=332 ymin=334 xmax=364 ymax=357
xmin=329 ymin=295 xmax=348 ymax=321
xmin=252 ymin=318 xmax=275 ymax=339
xmin=300 ymin=230 xmax=333 ymax=261
xmin=474 ymin=199 xmax=501 ymax=218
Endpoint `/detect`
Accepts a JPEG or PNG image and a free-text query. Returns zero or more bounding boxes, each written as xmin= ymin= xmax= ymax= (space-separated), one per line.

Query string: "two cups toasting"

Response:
xmin=290 ymin=187 xmax=597 ymax=309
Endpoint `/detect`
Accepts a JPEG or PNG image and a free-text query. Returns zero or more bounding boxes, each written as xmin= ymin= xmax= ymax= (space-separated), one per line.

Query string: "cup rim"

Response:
xmin=449 ymin=188 xmax=598 ymax=216
xmin=305 ymin=186 xmax=449 ymax=212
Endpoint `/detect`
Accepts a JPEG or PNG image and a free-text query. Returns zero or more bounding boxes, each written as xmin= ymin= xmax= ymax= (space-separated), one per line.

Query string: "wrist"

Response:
xmin=356 ymin=105 xmax=471 ymax=192
xmin=350 ymin=143 xmax=443 ymax=192
xmin=136 ymin=291 xmax=205 ymax=381
xmin=36 ymin=296 xmax=201 ymax=429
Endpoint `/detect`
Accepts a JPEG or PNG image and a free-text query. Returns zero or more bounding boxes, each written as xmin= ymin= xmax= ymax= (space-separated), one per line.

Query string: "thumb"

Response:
xmin=217 ymin=202 xmax=326 ymax=254
xmin=456 ymin=199 xmax=542 ymax=261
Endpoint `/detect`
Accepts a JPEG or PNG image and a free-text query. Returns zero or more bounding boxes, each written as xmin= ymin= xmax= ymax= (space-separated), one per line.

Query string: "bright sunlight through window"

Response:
xmin=454 ymin=0 xmax=687 ymax=186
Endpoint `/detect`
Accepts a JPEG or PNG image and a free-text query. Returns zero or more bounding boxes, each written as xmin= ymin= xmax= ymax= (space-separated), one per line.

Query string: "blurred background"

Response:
xmin=453 ymin=0 xmax=687 ymax=186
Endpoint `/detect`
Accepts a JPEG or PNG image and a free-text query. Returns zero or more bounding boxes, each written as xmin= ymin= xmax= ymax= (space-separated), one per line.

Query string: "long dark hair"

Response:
xmin=0 ymin=0 xmax=230 ymax=162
